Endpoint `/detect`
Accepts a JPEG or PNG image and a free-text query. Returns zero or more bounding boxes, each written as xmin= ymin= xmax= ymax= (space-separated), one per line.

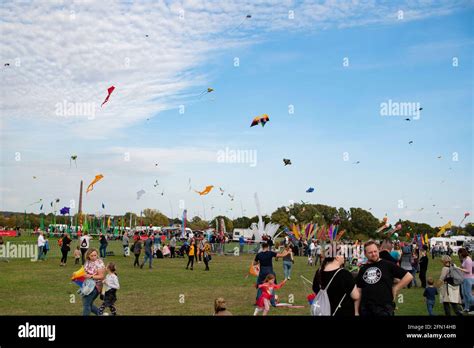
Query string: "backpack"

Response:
xmin=445 ymin=265 xmax=464 ymax=286
xmin=311 ymin=268 xmax=346 ymax=316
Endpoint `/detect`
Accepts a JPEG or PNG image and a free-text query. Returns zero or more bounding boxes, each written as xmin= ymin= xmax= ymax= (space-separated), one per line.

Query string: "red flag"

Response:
xmin=101 ymin=86 xmax=115 ymax=107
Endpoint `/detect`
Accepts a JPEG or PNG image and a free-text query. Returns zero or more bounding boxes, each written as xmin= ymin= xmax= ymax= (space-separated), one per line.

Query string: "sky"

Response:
xmin=0 ymin=0 xmax=472 ymax=228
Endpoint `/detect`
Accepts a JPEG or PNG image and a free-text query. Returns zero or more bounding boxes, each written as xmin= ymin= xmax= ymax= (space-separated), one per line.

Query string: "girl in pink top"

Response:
xmin=254 ymin=274 xmax=286 ymax=316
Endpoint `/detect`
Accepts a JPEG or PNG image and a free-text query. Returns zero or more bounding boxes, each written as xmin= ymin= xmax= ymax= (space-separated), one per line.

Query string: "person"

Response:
xmin=122 ymin=232 xmax=129 ymax=257
xmin=198 ymin=235 xmax=205 ymax=263
xmin=308 ymin=240 xmax=316 ymax=266
xmin=423 ymin=277 xmax=438 ymax=316
xmin=37 ymin=231 xmax=45 ymax=261
xmin=98 ymin=262 xmax=120 ymax=316
xmin=312 ymin=255 xmax=360 ymax=316
xmin=162 ymin=244 xmax=171 ymax=257
xmin=282 ymin=245 xmax=294 ymax=280
xmin=419 ymin=247 xmax=429 ymax=288
xmin=356 ymin=241 xmax=413 ymax=316
xmin=214 ymin=298 xmax=232 ymax=316
xmin=400 ymin=243 xmax=416 ymax=288
xmin=195 ymin=237 xmax=201 ymax=262
xmin=99 ymin=233 xmax=108 ymax=259
xmin=82 ymin=248 xmax=105 ymax=316
xmin=253 ymin=242 xmax=289 ymax=287
xmin=186 ymin=239 xmax=195 ymax=270
xmin=169 ymin=234 xmax=176 ymax=258
xmin=79 ymin=232 xmax=92 ymax=265
xmin=60 ymin=232 xmax=72 ymax=266
xmin=432 ymin=245 xmax=438 ymax=259
xmin=457 ymin=248 xmax=474 ymax=313
xmin=74 ymin=246 xmax=81 ymax=265
xmin=390 ymin=243 xmax=401 ymax=264
xmin=141 ymin=233 xmax=153 ymax=269
xmin=239 ymin=235 xmax=245 ymax=254
xmin=42 ymin=238 xmax=50 ymax=259
xmin=132 ymin=238 xmax=142 ymax=268
xmin=315 ymin=241 xmax=322 ymax=266
xmin=203 ymin=241 xmax=211 ymax=271
xmin=379 ymin=239 xmax=397 ymax=264
xmin=254 ymin=274 xmax=286 ymax=316
xmin=438 ymin=255 xmax=463 ymax=316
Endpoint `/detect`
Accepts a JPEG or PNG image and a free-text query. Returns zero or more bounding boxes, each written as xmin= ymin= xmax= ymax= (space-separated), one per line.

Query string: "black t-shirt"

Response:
xmin=312 ymin=268 xmax=356 ymax=316
xmin=379 ymin=250 xmax=397 ymax=264
xmin=61 ymin=236 xmax=72 ymax=251
xmin=356 ymin=259 xmax=408 ymax=308
xmin=254 ymin=251 xmax=277 ymax=268
xmin=419 ymin=255 xmax=428 ymax=271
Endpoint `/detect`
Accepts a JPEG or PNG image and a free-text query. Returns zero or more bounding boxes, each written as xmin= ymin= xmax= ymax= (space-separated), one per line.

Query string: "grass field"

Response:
xmin=0 ymin=236 xmax=451 ymax=316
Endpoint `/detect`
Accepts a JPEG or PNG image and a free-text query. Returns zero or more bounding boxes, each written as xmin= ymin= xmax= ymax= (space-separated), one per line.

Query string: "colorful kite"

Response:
xmin=459 ymin=212 xmax=470 ymax=226
xmin=250 ymin=114 xmax=269 ymax=127
xmin=196 ymin=185 xmax=214 ymax=195
xmin=436 ymin=221 xmax=452 ymax=237
xmin=71 ymin=266 xmax=86 ymax=287
xmin=86 ymin=174 xmax=104 ymax=193
xmin=198 ymin=87 xmax=214 ymax=98
xmin=101 ymin=86 xmax=115 ymax=107
xmin=306 ymin=187 xmax=314 ymax=193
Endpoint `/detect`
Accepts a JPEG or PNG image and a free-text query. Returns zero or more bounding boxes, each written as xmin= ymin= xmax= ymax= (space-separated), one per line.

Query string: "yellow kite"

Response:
xmin=195 ymin=185 xmax=214 ymax=195
xmin=86 ymin=174 xmax=104 ymax=193
xmin=436 ymin=221 xmax=452 ymax=237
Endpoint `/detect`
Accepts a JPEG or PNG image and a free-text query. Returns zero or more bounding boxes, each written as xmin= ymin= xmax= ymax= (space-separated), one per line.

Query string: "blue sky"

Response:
xmin=0 ymin=1 xmax=472 ymax=227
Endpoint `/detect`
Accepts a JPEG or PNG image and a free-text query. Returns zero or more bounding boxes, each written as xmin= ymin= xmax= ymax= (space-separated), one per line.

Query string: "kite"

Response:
xmin=71 ymin=266 xmax=86 ymax=287
xmin=86 ymin=174 xmax=104 ymax=193
xmin=219 ymin=187 xmax=225 ymax=195
xmin=233 ymin=14 xmax=252 ymax=31
xmin=408 ymin=141 xmax=413 ymax=145
xmin=153 ymin=180 xmax=159 ymax=187
xmin=283 ymin=159 xmax=292 ymax=166
xmin=145 ymin=34 xmax=149 ymax=38
xmin=60 ymin=207 xmax=70 ymax=215
xmin=458 ymin=212 xmax=470 ymax=226
xmin=4 ymin=63 xmax=10 ymax=67
xmin=155 ymin=163 xmax=159 ymax=166
xmin=70 ymin=155 xmax=77 ymax=168
xmin=188 ymin=178 xmax=192 ymax=191
xmin=436 ymin=221 xmax=452 ymax=237
xmin=137 ymin=190 xmax=146 ymax=200
xmin=40 ymin=204 xmax=43 ymax=210
xmin=102 ymin=203 xmax=105 ymax=209
xmin=198 ymin=87 xmax=214 ymax=98
xmin=419 ymin=107 xmax=423 ymax=111
xmin=160 ymin=190 xmax=164 ymax=196
xmin=405 ymin=118 xmax=411 ymax=121
xmin=437 ymin=156 xmax=442 ymax=159
xmin=32 ymin=176 xmax=37 ymax=179
xmin=28 ymin=199 xmax=42 ymax=206
xmin=306 ymin=187 xmax=314 ymax=193
xmin=228 ymin=194 xmax=235 ymax=201
xmin=353 ymin=161 xmax=360 ymax=164
xmin=101 ymin=86 xmax=115 ymax=107
xmin=196 ymin=185 xmax=214 ymax=195
xmin=250 ymin=114 xmax=269 ymax=127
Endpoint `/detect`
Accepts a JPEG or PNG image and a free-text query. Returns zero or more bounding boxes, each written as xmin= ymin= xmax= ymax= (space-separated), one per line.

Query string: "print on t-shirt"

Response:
xmin=362 ymin=266 xmax=381 ymax=285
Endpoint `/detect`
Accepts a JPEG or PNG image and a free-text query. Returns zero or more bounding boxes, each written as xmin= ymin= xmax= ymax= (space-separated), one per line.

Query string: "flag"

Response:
xmin=40 ymin=214 xmax=44 ymax=231
xmin=424 ymin=233 xmax=429 ymax=245
xmin=181 ymin=209 xmax=187 ymax=239
xmin=107 ymin=216 xmax=111 ymax=228
xmin=83 ymin=215 xmax=89 ymax=232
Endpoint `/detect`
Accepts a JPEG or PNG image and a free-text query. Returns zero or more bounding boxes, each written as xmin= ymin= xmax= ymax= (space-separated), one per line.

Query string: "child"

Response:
xmin=254 ymin=274 xmax=286 ymax=316
xmin=423 ymin=277 xmax=438 ymax=316
xmin=43 ymin=239 xmax=50 ymax=259
xmin=74 ymin=246 xmax=81 ymax=265
xmin=98 ymin=262 xmax=120 ymax=316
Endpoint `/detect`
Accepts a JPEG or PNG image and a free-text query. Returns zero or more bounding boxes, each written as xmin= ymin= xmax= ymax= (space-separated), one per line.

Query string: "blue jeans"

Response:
xmin=426 ymin=299 xmax=435 ymax=316
xmin=82 ymin=287 xmax=99 ymax=316
xmin=461 ymin=278 xmax=474 ymax=311
xmin=37 ymin=246 xmax=44 ymax=260
xmin=99 ymin=245 xmax=107 ymax=258
xmin=410 ymin=269 xmax=417 ymax=287
xmin=142 ymin=251 xmax=152 ymax=268
xmin=283 ymin=260 xmax=292 ymax=279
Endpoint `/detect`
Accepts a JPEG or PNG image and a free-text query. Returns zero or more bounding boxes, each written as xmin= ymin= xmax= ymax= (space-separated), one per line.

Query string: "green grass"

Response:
xmin=0 ymin=236 xmax=448 ymax=315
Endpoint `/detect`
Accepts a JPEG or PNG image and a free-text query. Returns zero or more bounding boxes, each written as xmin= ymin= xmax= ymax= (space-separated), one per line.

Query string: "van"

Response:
xmin=232 ymin=228 xmax=255 ymax=242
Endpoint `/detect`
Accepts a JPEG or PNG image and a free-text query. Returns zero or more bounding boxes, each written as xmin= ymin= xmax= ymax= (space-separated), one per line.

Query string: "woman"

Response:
xmin=99 ymin=233 xmax=108 ymax=259
xmin=82 ymin=248 xmax=105 ymax=316
xmin=438 ymin=255 xmax=462 ymax=316
xmin=312 ymin=255 xmax=360 ymax=316
xmin=457 ymin=248 xmax=473 ymax=312
xmin=214 ymin=297 xmax=232 ymax=316
xmin=282 ymin=245 xmax=294 ymax=280
xmin=418 ymin=247 xmax=429 ymax=288
xmin=132 ymin=238 xmax=142 ymax=268
xmin=60 ymin=232 xmax=72 ymax=266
